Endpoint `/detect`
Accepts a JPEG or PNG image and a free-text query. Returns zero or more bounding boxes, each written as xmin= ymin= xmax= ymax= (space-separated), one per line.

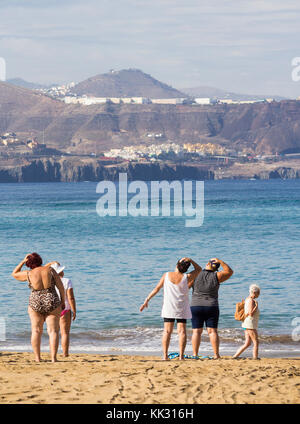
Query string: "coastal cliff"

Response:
xmin=0 ymin=158 xmax=300 ymax=182
xmin=0 ymin=159 xmax=214 ymax=183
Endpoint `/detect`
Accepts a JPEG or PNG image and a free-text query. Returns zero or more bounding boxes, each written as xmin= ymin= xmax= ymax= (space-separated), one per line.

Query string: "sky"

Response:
xmin=0 ymin=0 xmax=300 ymax=97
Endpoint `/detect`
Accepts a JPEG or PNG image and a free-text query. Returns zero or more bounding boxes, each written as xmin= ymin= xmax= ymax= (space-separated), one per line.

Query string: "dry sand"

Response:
xmin=0 ymin=352 xmax=299 ymax=404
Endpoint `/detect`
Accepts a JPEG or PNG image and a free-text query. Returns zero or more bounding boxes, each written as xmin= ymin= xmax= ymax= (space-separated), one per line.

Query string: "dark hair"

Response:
xmin=26 ymin=252 xmax=43 ymax=269
xmin=210 ymin=260 xmax=220 ymax=272
xmin=177 ymin=259 xmax=191 ymax=273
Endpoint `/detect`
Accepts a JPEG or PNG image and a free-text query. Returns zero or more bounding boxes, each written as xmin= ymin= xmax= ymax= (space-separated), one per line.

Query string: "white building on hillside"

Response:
xmin=151 ymin=98 xmax=186 ymax=105
xmin=194 ymin=98 xmax=218 ymax=105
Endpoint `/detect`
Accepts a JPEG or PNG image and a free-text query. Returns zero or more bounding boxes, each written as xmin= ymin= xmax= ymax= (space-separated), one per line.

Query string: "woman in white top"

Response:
xmin=233 ymin=284 xmax=260 ymax=360
xmin=46 ymin=262 xmax=77 ymax=357
xmin=140 ymin=258 xmax=201 ymax=360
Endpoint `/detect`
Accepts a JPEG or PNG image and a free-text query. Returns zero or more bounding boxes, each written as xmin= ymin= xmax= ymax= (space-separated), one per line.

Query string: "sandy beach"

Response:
xmin=0 ymin=352 xmax=299 ymax=404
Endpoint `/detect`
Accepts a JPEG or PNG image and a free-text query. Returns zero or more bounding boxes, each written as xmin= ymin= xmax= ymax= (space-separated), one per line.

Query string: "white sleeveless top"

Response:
xmin=242 ymin=297 xmax=260 ymax=329
xmin=161 ymin=273 xmax=192 ymax=319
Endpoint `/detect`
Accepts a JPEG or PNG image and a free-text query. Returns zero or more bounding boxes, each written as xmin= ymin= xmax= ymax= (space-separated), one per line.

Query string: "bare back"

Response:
xmin=28 ymin=266 xmax=54 ymax=290
xmin=167 ymin=271 xmax=185 ymax=285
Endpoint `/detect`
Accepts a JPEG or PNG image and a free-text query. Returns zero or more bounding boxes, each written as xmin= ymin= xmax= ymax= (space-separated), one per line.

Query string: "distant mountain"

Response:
xmin=1 ymin=80 xmax=300 ymax=156
xmin=0 ymin=81 xmax=61 ymax=110
xmin=181 ymin=86 xmax=287 ymax=102
xmin=7 ymin=78 xmax=53 ymax=90
xmin=70 ymin=68 xmax=186 ymax=98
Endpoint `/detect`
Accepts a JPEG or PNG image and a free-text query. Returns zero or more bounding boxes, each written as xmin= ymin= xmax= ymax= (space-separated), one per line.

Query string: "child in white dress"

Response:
xmin=233 ymin=284 xmax=260 ymax=360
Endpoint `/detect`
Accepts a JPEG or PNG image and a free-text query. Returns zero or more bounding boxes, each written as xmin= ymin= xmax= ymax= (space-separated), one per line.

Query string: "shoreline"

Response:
xmin=2 ymin=325 xmax=299 ymax=359
xmin=0 ymin=351 xmax=299 ymax=404
xmin=1 ymin=347 xmax=300 ymax=359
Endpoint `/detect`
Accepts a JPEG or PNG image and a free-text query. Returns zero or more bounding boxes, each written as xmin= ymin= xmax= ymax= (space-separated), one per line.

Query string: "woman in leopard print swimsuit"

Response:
xmin=27 ymin=270 xmax=61 ymax=315
xmin=12 ymin=253 xmax=65 ymax=362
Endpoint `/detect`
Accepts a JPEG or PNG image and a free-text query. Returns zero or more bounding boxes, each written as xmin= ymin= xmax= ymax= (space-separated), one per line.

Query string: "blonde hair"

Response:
xmin=249 ymin=284 xmax=260 ymax=295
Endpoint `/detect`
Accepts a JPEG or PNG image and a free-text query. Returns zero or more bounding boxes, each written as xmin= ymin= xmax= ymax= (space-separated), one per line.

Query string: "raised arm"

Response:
xmin=51 ymin=268 xmax=65 ymax=310
xmin=140 ymin=273 xmax=165 ymax=312
xmin=184 ymin=258 xmax=202 ymax=288
xmin=11 ymin=255 xmax=30 ymax=282
xmin=213 ymin=258 xmax=234 ymax=283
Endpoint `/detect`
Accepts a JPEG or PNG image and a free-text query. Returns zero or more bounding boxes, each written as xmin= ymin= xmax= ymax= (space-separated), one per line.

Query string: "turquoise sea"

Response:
xmin=0 ymin=179 xmax=299 ymax=357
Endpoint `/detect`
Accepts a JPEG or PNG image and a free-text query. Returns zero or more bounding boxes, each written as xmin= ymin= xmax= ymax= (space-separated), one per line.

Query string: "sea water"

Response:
xmin=0 ymin=179 xmax=299 ymax=357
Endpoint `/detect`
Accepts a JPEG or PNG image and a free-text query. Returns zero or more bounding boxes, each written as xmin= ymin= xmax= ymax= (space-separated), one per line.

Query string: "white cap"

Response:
xmin=51 ymin=263 xmax=65 ymax=275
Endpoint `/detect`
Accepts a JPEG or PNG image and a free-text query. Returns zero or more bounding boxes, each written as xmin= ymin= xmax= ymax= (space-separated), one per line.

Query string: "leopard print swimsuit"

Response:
xmin=28 ymin=269 xmax=61 ymax=315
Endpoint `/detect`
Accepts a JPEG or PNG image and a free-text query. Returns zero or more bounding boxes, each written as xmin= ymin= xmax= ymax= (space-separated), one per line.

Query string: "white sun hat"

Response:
xmin=51 ymin=263 xmax=65 ymax=275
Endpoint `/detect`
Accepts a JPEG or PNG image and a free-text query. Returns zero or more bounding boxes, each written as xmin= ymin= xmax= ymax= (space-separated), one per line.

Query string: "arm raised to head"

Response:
xmin=11 ymin=255 xmax=30 ymax=282
xmin=183 ymin=258 xmax=202 ymax=288
xmin=212 ymin=258 xmax=234 ymax=283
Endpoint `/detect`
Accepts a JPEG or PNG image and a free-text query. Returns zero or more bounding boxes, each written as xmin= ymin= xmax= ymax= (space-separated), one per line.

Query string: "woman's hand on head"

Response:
xmin=180 ymin=257 xmax=191 ymax=262
xmin=210 ymin=257 xmax=220 ymax=263
xmin=23 ymin=254 xmax=30 ymax=263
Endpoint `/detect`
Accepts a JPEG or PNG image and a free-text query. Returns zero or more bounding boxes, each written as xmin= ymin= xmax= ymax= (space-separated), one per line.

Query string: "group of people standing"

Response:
xmin=12 ymin=253 xmax=76 ymax=362
xmin=140 ymin=257 xmax=260 ymax=360
xmin=11 ymin=252 xmax=260 ymax=361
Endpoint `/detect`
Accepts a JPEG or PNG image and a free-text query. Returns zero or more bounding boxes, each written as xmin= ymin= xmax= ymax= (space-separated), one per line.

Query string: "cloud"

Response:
xmin=0 ymin=0 xmax=299 ymax=96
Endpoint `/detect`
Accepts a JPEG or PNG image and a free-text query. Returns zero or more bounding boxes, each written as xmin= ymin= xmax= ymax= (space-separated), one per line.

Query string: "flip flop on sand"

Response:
xmin=197 ymin=355 xmax=214 ymax=359
xmin=183 ymin=354 xmax=200 ymax=359
xmin=168 ymin=352 xmax=180 ymax=359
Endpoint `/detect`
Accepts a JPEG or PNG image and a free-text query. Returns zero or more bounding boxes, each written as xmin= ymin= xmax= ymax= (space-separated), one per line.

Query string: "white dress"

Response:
xmin=161 ymin=273 xmax=192 ymax=319
xmin=242 ymin=297 xmax=260 ymax=330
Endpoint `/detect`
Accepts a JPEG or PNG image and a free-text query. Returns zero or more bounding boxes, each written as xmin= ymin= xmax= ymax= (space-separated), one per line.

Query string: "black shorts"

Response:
xmin=163 ymin=318 xmax=187 ymax=323
xmin=191 ymin=306 xmax=219 ymax=329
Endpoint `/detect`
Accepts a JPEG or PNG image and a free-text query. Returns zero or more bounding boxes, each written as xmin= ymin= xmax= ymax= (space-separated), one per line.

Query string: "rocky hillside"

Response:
xmin=70 ymin=69 xmax=186 ymax=98
xmin=6 ymin=78 xmax=52 ymax=90
xmin=1 ymin=81 xmax=300 ymax=155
